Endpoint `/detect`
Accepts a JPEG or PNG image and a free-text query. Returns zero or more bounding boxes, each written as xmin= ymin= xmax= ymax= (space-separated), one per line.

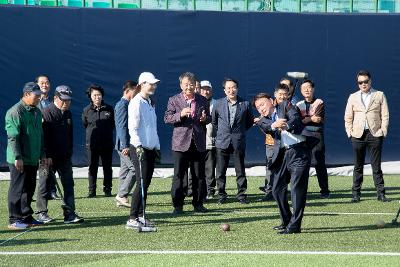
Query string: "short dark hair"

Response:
xmin=301 ymin=79 xmax=314 ymax=88
xmin=35 ymin=74 xmax=50 ymax=83
xmin=252 ymin=92 xmax=271 ymax=107
xmin=357 ymin=70 xmax=371 ymax=79
xmin=280 ymin=77 xmax=293 ymax=87
xmin=123 ymin=80 xmax=138 ymax=93
xmin=86 ymin=84 xmax=104 ymax=99
xmin=275 ymin=83 xmax=289 ymax=93
xmin=179 ymin=72 xmax=196 ymax=84
xmin=222 ymin=78 xmax=239 ymax=88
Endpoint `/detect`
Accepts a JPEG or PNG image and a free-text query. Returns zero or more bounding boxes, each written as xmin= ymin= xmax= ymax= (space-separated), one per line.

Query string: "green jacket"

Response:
xmin=5 ymin=100 xmax=45 ymax=165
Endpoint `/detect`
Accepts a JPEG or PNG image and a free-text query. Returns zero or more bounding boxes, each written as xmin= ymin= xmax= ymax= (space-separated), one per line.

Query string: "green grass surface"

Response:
xmin=1 ymin=175 xmax=400 ymax=266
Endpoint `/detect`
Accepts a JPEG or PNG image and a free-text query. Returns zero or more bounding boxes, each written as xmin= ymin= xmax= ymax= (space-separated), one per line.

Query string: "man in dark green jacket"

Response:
xmin=5 ymin=82 xmax=48 ymax=230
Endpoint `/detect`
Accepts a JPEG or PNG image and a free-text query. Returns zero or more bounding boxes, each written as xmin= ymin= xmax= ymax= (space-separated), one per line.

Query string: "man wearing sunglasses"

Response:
xmin=344 ymin=70 xmax=390 ymax=203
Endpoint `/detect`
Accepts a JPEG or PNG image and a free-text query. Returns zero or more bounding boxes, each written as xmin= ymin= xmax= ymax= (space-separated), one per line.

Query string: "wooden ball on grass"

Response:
xmin=220 ymin=223 xmax=230 ymax=232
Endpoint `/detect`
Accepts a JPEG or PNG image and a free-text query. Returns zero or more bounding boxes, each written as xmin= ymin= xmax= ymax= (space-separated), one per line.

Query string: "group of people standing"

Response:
xmin=5 ymin=69 xmax=390 ymax=234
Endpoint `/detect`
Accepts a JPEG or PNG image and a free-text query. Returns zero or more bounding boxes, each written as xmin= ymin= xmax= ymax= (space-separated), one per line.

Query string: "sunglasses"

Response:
xmin=357 ymin=79 xmax=369 ymax=85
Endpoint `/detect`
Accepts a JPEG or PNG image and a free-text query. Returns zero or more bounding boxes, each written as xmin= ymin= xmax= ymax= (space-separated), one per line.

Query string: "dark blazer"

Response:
xmin=255 ymin=101 xmax=305 ymax=169
xmin=164 ymin=93 xmax=211 ymax=152
xmin=114 ymin=97 xmax=130 ymax=151
xmin=212 ymin=96 xmax=254 ymax=151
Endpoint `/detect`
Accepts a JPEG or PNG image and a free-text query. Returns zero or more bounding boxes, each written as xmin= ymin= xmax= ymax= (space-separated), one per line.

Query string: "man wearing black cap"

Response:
xmin=5 ymin=82 xmax=48 ymax=230
xmin=36 ymin=85 xmax=84 ymax=224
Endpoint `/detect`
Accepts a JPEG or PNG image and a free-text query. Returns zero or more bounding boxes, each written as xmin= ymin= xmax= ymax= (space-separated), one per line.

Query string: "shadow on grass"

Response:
xmin=0 ymin=238 xmax=79 ymax=247
xmin=304 ymin=222 xmax=400 ymax=233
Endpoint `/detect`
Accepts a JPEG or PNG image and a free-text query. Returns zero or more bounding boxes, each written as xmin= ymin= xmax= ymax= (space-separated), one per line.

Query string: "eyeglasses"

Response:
xmin=357 ymin=79 xmax=369 ymax=85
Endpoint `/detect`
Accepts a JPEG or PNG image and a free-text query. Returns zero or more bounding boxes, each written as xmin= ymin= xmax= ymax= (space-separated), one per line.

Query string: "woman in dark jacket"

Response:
xmin=82 ymin=84 xmax=115 ymax=197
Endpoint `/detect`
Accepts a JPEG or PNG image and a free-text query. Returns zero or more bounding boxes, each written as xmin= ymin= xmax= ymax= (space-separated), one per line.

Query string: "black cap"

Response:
xmin=55 ymin=85 xmax=72 ymax=100
xmin=23 ymin=82 xmax=41 ymax=95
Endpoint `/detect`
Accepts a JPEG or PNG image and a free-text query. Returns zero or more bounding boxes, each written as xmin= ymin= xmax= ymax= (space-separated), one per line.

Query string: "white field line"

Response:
xmin=1 ymin=250 xmax=400 ymax=256
xmin=78 ymin=210 xmax=397 ymax=216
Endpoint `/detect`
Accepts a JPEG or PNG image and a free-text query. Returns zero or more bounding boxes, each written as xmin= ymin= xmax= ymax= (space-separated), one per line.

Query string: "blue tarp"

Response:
xmin=0 ymin=6 xmax=399 ymax=167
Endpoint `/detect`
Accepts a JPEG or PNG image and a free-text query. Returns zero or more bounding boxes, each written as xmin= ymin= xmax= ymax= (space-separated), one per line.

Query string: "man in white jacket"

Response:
xmin=126 ymin=72 xmax=161 ymax=229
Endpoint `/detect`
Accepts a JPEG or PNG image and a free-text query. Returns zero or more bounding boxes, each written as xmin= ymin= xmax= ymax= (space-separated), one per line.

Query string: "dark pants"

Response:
xmin=87 ymin=148 xmax=113 ymax=193
xmin=8 ymin=164 xmax=38 ymax=224
xmin=263 ymin=145 xmax=274 ymax=193
xmin=37 ymin=164 xmax=57 ymax=198
xmin=129 ymin=145 xmax=156 ymax=219
xmin=36 ymin=166 xmax=57 ymax=214
xmin=36 ymin=158 xmax=76 ymax=216
xmin=182 ymin=165 xmax=194 ymax=196
xmin=205 ymin=148 xmax=217 ymax=195
xmin=311 ymin=134 xmax=329 ymax=194
xmin=216 ymin=144 xmax=247 ymax=200
xmin=171 ymin=141 xmax=206 ymax=208
xmin=272 ymin=143 xmax=311 ymax=231
xmin=351 ymin=130 xmax=384 ymax=195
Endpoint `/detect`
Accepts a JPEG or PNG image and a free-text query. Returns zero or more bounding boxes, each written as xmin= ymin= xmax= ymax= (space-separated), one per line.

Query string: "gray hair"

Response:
xmin=179 ymin=72 xmax=196 ymax=84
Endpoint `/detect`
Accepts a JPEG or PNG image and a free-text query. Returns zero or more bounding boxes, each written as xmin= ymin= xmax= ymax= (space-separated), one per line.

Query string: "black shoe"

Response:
xmin=278 ymin=228 xmax=301 ymax=234
xmin=377 ymin=194 xmax=391 ymax=202
xmin=273 ymin=224 xmax=287 ymax=231
xmin=64 ymin=213 xmax=84 ymax=224
xmin=217 ymin=197 xmax=227 ymax=205
xmin=194 ymin=205 xmax=208 ymax=213
xmin=104 ymin=189 xmax=112 ymax=197
xmin=238 ymin=198 xmax=250 ymax=204
xmin=48 ymin=191 xmax=61 ymax=200
xmin=87 ymin=192 xmax=96 ymax=198
xmin=260 ymin=193 xmax=274 ymax=202
xmin=172 ymin=206 xmax=184 ymax=215
xmin=259 ymin=186 xmax=267 ymax=193
xmin=351 ymin=194 xmax=360 ymax=203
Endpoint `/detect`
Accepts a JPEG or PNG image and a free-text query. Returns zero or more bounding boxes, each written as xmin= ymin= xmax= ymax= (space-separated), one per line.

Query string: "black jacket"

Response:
xmin=82 ymin=102 xmax=115 ymax=150
xmin=42 ymin=102 xmax=73 ymax=160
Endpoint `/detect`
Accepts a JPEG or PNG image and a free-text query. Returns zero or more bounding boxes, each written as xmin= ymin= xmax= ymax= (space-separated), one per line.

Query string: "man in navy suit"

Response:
xmin=253 ymin=85 xmax=312 ymax=234
xmin=164 ymin=72 xmax=211 ymax=214
xmin=212 ymin=78 xmax=254 ymax=204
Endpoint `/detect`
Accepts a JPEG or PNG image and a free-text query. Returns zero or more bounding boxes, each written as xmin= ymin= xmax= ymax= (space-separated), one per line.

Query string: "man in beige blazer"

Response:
xmin=344 ymin=70 xmax=390 ymax=203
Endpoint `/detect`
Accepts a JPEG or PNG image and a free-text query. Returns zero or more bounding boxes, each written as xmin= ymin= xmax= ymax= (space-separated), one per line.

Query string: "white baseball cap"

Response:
xmin=200 ymin=80 xmax=212 ymax=88
xmin=138 ymin=72 xmax=160 ymax=85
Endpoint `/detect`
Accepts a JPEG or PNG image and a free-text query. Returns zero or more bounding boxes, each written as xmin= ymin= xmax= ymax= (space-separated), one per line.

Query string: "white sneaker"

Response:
xmin=138 ymin=217 xmax=155 ymax=227
xmin=125 ymin=218 xmax=143 ymax=230
xmin=115 ymin=196 xmax=131 ymax=208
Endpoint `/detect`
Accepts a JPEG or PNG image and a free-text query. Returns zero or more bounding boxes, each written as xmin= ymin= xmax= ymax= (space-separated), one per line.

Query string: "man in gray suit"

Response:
xmin=164 ymin=72 xmax=211 ymax=214
xmin=212 ymin=78 xmax=254 ymax=204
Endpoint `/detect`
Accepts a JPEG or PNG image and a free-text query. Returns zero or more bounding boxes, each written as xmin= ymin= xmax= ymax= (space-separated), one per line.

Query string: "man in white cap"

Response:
xmin=126 ymin=72 xmax=161 ymax=229
xmin=199 ymin=80 xmax=217 ymax=199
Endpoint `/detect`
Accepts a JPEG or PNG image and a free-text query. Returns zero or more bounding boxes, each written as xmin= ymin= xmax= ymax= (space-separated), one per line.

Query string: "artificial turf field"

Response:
xmin=1 ymin=175 xmax=400 ymax=266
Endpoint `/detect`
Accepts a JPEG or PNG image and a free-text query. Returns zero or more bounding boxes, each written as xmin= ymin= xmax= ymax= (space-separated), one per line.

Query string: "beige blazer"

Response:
xmin=344 ymin=89 xmax=389 ymax=138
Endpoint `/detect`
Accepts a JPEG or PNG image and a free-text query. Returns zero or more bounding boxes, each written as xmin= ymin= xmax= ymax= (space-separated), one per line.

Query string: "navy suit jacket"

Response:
xmin=255 ymin=101 xmax=305 ymax=169
xmin=164 ymin=93 xmax=211 ymax=152
xmin=212 ymin=96 xmax=254 ymax=151
xmin=114 ymin=97 xmax=129 ymax=151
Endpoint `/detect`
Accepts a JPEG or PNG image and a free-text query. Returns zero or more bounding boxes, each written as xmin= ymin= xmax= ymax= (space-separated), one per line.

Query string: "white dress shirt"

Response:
xmin=272 ymin=107 xmax=305 ymax=148
xmin=128 ymin=94 xmax=160 ymax=150
xmin=361 ymin=88 xmax=375 ymax=130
